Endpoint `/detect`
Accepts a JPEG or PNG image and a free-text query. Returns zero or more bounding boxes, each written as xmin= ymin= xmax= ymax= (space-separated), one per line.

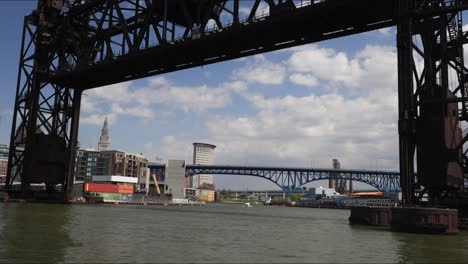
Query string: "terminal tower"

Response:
xmin=98 ymin=117 xmax=110 ymax=151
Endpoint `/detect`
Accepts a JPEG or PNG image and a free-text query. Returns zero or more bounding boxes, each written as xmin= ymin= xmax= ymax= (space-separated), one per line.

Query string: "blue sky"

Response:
xmin=0 ymin=1 xmax=404 ymax=190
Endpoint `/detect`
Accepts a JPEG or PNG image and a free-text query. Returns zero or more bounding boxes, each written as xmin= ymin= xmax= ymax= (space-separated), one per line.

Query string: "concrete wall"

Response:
xmin=165 ymin=160 xmax=186 ymax=199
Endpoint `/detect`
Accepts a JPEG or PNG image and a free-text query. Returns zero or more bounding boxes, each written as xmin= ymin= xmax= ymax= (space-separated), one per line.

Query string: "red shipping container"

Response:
xmin=117 ymin=184 xmax=134 ymax=194
xmin=84 ymin=183 xmax=119 ymax=193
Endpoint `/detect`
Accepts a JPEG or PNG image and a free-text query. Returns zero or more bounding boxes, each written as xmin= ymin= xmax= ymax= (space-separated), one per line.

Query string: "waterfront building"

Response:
xmin=0 ymin=144 xmax=9 ymax=183
xmin=75 ymin=148 xmax=100 ymax=182
xmin=196 ymin=183 xmax=216 ymax=202
xmin=0 ymin=144 xmax=8 ymax=158
xmin=190 ymin=142 xmax=216 ymax=188
xmin=75 ymin=149 xmax=148 ymax=184
xmin=74 ymin=117 xmax=148 ymax=189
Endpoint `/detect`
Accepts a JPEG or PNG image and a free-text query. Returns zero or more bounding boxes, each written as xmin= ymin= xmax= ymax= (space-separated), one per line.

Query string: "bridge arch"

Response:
xmin=185 ymin=165 xmax=400 ymax=197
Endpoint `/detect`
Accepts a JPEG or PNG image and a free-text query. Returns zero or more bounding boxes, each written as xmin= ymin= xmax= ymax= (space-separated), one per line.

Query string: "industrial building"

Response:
xmin=190 ymin=142 xmax=216 ymax=188
xmin=0 ymin=144 xmax=8 ymax=183
xmin=164 ymin=160 xmax=186 ymax=200
xmin=146 ymin=161 xmax=186 ymax=200
xmin=307 ymin=187 xmax=342 ymax=198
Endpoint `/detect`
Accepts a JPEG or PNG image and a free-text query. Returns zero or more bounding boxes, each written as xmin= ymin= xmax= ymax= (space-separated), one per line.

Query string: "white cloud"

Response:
xmin=85 ymin=82 xmax=133 ymax=104
xmin=127 ymin=77 xmax=234 ymax=112
xmin=163 ymin=135 xmax=176 ymax=145
xmin=155 ymin=44 xmax=400 ymax=179
xmin=203 ymin=44 xmax=400 ymax=176
xmin=81 ymin=113 xmax=117 ymax=125
xmin=288 ymin=45 xmax=363 ymax=86
xmin=81 ymin=95 xmax=101 ymax=113
xmin=79 ymin=76 xmax=238 ymax=127
xmin=239 ymin=7 xmax=252 ymax=17
xmin=144 ymin=83 xmax=232 ymax=112
xmin=377 ymin=27 xmax=393 ymax=36
xmin=159 ymin=136 xmax=193 ymax=162
xmin=206 ymin=91 xmax=398 ymax=171
xmin=111 ymin=104 xmax=154 ymax=120
xmin=258 ymin=2 xmax=270 ymax=16
xmin=289 ymin=73 xmax=319 ymax=87
xmin=142 ymin=142 xmax=165 ymax=162
xmin=233 ymin=55 xmax=286 ymax=85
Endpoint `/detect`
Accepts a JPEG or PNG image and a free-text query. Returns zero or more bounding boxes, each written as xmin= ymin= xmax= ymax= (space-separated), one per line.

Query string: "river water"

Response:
xmin=0 ymin=203 xmax=467 ymax=263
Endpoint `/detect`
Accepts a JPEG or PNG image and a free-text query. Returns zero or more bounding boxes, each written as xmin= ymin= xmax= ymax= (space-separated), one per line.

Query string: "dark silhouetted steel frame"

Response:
xmin=6 ymin=0 xmax=468 ymax=204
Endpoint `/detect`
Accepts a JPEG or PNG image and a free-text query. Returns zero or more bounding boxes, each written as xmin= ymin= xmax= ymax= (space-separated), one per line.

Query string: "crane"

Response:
xmin=151 ymin=174 xmax=161 ymax=195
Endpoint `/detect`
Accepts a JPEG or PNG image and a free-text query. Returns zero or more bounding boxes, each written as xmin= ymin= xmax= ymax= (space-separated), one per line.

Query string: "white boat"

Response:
xmin=262 ymin=197 xmax=272 ymax=205
xmin=244 ymin=202 xmax=253 ymax=207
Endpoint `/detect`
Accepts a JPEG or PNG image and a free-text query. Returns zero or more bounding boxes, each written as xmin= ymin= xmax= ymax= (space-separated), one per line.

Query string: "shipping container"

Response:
xmin=117 ymin=184 xmax=134 ymax=194
xmin=84 ymin=183 xmax=119 ymax=193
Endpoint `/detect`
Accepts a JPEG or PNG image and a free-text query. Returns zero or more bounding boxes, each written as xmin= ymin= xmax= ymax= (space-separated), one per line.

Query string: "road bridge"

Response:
xmin=150 ymin=164 xmax=400 ymax=196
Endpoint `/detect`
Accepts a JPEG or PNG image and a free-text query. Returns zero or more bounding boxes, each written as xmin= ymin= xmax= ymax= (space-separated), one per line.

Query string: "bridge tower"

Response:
xmin=332 ymin=159 xmax=348 ymax=194
xmin=397 ymin=0 xmax=467 ymax=206
xmin=6 ymin=0 xmax=83 ymax=200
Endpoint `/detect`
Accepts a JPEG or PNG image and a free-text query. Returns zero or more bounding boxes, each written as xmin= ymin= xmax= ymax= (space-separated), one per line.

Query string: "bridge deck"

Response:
xmin=152 ymin=164 xmax=399 ymax=175
xmin=51 ymin=0 xmax=397 ymax=89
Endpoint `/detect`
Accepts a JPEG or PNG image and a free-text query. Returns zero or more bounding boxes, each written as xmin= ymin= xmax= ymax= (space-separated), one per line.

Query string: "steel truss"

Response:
xmin=397 ymin=0 xmax=468 ymax=205
xmin=40 ymin=0 xmax=399 ymax=89
xmin=185 ymin=165 xmax=400 ymax=196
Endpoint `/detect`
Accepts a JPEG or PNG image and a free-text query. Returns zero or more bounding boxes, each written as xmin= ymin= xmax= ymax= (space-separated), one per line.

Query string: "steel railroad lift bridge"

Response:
xmin=4 ymin=0 xmax=468 ymax=217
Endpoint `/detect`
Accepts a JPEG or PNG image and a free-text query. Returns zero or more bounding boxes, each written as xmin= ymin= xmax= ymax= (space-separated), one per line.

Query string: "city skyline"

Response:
xmin=0 ymin=2 xmax=412 ymax=190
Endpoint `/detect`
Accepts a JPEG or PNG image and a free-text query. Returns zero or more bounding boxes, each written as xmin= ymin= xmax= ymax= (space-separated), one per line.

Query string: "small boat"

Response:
xmin=262 ymin=197 xmax=272 ymax=205
xmin=244 ymin=202 xmax=253 ymax=208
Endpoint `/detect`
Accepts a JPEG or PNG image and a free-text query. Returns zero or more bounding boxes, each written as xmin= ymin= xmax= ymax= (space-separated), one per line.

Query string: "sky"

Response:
xmin=0 ymin=1 xmax=427 ymax=191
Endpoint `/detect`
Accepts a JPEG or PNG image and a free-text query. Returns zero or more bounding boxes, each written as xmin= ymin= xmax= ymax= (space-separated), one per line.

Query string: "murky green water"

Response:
xmin=0 ymin=203 xmax=467 ymax=263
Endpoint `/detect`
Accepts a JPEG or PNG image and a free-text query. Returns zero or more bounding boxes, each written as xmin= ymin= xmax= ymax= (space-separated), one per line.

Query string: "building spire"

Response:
xmin=98 ymin=116 xmax=110 ymax=151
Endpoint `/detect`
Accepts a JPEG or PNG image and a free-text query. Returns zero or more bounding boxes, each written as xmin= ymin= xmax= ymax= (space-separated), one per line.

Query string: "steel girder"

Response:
xmin=40 ymin=0 xmax=400 ymax=89
xmin=184 ymin=165 xmax=400 ymax=196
